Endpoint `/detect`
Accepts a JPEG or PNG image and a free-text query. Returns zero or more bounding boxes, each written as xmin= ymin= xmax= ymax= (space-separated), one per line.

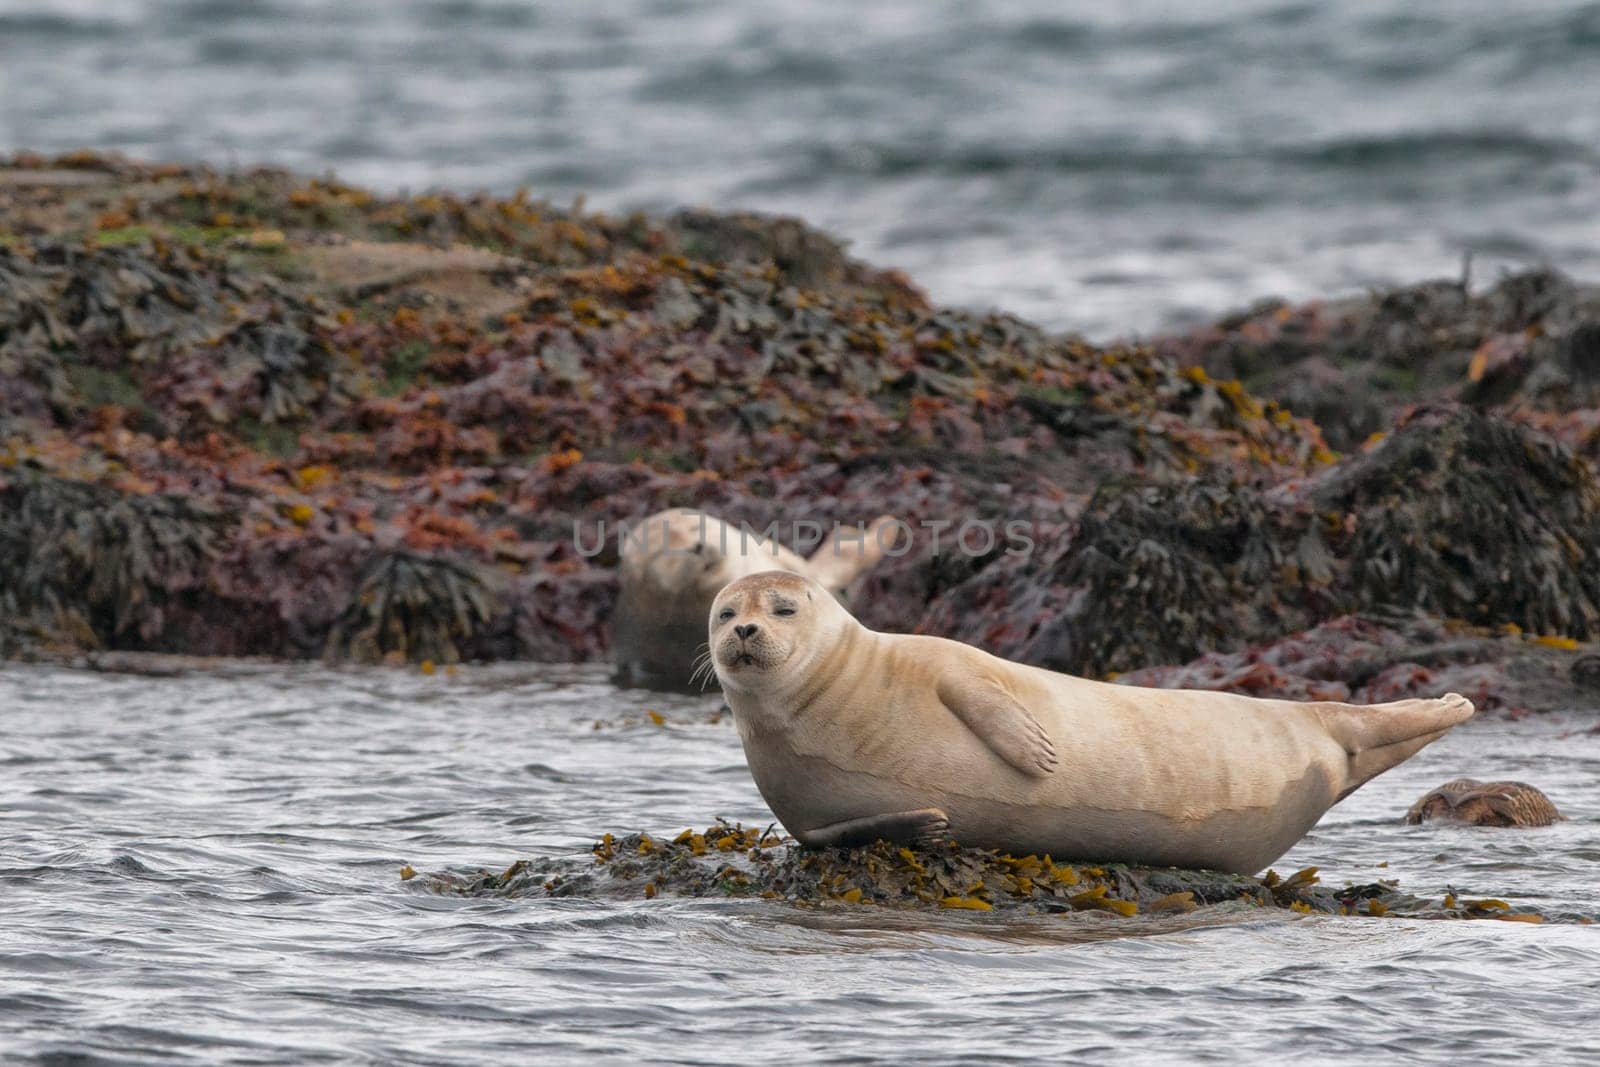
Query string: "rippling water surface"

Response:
xmin=1 ymin=663 xmax=1596 ymax=1064
xmin=5 ymin=0 xmax=1600 ymax=335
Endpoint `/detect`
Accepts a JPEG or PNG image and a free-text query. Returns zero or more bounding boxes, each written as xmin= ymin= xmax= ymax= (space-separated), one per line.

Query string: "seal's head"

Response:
xmin=619 ymin=509 xmax=814 ymax=605
xmin=709 ymin=571 xmax=849 ymax=695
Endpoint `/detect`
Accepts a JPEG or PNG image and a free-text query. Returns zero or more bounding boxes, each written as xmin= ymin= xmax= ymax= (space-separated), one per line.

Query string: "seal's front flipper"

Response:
xmin=937 ymin=674 xmax=1058 ymax=777
xmin=795 ymin=808 xmax=951 ymax=850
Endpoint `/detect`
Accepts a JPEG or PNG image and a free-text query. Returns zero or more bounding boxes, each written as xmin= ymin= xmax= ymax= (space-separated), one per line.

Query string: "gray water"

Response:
xmin=4 ymin=0 xmax=1600 ymax=336
xmin=1 ymin=663 xmax=1596 ymax=1064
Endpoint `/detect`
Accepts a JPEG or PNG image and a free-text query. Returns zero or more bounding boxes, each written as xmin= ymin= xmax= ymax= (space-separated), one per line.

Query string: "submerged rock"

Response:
xmin=413 ymin=823 xmax=1564 ymax=924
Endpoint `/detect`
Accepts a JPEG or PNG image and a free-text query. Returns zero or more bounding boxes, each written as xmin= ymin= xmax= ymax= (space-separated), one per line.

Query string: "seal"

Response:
xmin=710 ymin=571 xmax=1476 ymax=874
xmin=1405 ymin=778 xmax=1565 ymax=827
xmin=613 ymin=508 xmax=894 ymax=689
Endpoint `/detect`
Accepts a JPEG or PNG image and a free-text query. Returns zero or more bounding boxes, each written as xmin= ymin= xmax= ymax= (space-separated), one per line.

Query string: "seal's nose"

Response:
xmin=735 ymin=624 xmax=759 ymax=640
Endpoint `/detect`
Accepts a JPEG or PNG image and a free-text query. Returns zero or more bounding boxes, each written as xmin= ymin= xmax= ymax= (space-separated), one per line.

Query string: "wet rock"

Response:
xmin=78 ymin=650 xmax=281 ymax=677
xmin=413 ymin=824 xmax=1562 ymax=923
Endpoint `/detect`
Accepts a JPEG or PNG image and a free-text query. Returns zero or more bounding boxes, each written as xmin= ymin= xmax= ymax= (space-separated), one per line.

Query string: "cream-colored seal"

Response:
xmin=612 ymin=508 xmax=893 ymax=689
xmin=709 ymin=571 xmax=1475 ymax=874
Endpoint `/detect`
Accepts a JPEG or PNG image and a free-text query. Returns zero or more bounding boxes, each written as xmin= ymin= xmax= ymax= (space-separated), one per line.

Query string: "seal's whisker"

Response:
xmin=694 ymin=665 xmax=718 ymax=693
xmin=688 ymin=648 xmax=718 ymax=691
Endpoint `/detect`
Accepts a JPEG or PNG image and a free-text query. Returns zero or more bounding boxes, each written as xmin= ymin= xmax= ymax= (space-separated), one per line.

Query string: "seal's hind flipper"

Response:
xmin=936 ymin=674 xmax=1058 ymax=778
xmin=1316 ymin=692 xmax=1475 ymax=798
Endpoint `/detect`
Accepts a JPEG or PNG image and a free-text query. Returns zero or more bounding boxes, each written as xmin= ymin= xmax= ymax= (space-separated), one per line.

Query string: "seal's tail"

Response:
xmin=1316 ymin=692 xmax=1476 ymax=799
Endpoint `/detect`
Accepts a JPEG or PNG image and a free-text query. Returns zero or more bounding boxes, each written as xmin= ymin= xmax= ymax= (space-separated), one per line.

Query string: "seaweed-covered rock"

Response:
xmin=924 ymin=407 xmax=1600 ymax=677
xmin=1313 ymin=406 xmax=1600 ymax=637
xmin=4 ymin=153 xmax=1599 ymax=690
xmin=0 ymin=240 xmax=349 ymax=437
xmin=0 ymin=469 xmax=228 ymax=650
xmin=1158 ymin=269 xmax=1600 ymax=454
xmin=413 ymin=823 xmax=1562 ymax=923
xmin=1118 ymin=614 xmax=1600 ymax=716
xmin=324 ymin=551 xmax=502 ymax=664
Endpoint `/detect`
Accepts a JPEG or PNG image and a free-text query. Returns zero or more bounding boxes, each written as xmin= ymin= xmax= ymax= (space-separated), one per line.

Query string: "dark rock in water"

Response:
xmin=1405 ymin=779 xmax=1566 ymax=828
xmin=412 ymin=823 xmax=1560 ymax=924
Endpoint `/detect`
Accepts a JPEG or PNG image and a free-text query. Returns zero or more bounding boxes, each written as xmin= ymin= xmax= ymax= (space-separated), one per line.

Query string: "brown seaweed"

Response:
xmin=412 ymin=825 xmax=1569 ymax=924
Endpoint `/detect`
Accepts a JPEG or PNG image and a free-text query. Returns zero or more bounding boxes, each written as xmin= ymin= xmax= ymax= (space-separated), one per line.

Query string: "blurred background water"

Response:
xmin=3 ymin=0 xmax=1599 ymax=336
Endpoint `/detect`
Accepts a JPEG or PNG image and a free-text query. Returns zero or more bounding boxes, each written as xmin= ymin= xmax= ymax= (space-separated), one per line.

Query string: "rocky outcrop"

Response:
xmin=3 ymin=153 xmax=1599 ymax=715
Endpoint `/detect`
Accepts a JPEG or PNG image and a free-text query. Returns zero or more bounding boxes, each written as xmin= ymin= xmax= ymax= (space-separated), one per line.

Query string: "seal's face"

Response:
xmin=709 ymin=571 xmax=825 ymax=692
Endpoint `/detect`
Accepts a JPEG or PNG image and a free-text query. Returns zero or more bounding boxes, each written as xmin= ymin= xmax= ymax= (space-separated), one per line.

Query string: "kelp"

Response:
xmin=413 ymin=824 xmax=1565 ymax=923
xmin=323 ymin=550 xmax=502 ymax=664
xmin=0 ymin=469 xmax=228 ymax=649
xmin=938 ymin=408 xmax=1600 ymax=677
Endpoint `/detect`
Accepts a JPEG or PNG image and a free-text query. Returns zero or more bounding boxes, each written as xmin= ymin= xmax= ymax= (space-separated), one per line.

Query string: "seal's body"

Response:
xmin=711 ymin=572 xmax=1475 ymax=874
xmin=613 ymin=508 xmax=891 ymax=690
